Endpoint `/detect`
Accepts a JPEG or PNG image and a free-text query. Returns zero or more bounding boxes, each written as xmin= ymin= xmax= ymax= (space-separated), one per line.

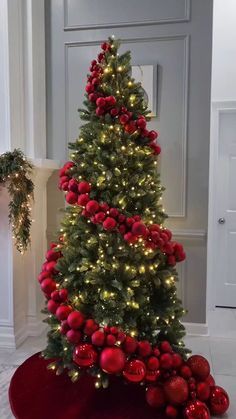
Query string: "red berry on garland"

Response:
xmin=138 ymin=340 xmax=152 ymax=357
xmin=172 ymin=353 xmax=183 ymax=369
xmin=123 ymin=336 xmax=138 ymax=354
xmin=59 ymin=288 xmax=68 ymax=302
xmin=106 ymin=334 xmax=116 ymax=346
xmin=103 ymin=217 xmax=117 ymax=230
xmin=77 ymin=194 xmax=90 ymax=207
xmin=86 ymin=200 xmax=100 ymax=214
xmin=160 ymin=340 xmax=172 ymax=353
xmin=146 ymin=386 xmax=166 ymax=408
xmin=38 ymin=271 xmax=49 ymax=283
xmin=147 ymin=356 xmax=160 ymax=371
xmin=66 ymin=329 xmax=82 ymax=344
xmin=85 ymin=83 xmax=94 ymax=93
xmin=41 ymin=278 xmax=57 ymax=295
xmin=94 ymin=211 xmax=106 ymax=223
xmin=96 ymin=97 xmax=106 ymax=107
xmin=180 ymin=365 xmax=192 ymax=379
xmin=67 ymin=311 xmax=85 ymax=329
xmin=119 ymin=114 xmax=130 ymax=125
xmin=196 ymin=382 xmax=210 ymax=401
xmin=84 ymin=319 xmax=98 ymax=335
xmin=136 ymin=118 xmax=147 ymax=129
xmin=100 ymin=347 xmax=126 ymax=374
xmin=66 ymin=191 xmax=78 ymax=205
xmin=123 ymin=359 xmax=146 ymax=383
xmin=47 ymin=299 xmax=60 ymax=314
xmin=92 ymin=77 xmax=99 ymax=86
xmin=164 ymin=376 xmax=189 ymax=405
xmin=73 ymin=344 xmax=97 ymax=367
xmin=160 ymin=353 xmax=173 ymax=370
xmin=88 ymin=93 xmax=98 ymax=102
xmin=183 ymin=400 xmax=210 ymax=419
xmin=132 ymin=222 xmax=147 ymax=237
xmin=109 ymin=208 xmax=119 ymax=218
xmin=165 ymin=405 xmax=179 ymax=418
xmin=124 ymin=232 xmax=138 ymax=244
xmin=68 ymin=179 xmax=78 ymax=193
xmin=187 ymin=355 xmax=210 ymax=381
xmin=60 ymin=320 xmax=70 ymax=335
xmin=78 ymin=181 xmax=91 ymax=194
xmin=208 ymin=386 xmax=229 ymax=415
xmin=205 ymin=374 xmax=215 ymax=387
xmin=106 ymin=95 xmax=116 ymax=106
xmin=46 ymin=249 xmax=60 ymax=262
xmin=91 ymin=330 xmax=105 ymax=346
xmin=146 ymin=369 xmax=161 ymax=383
xmin=150 ymin=142 xmax=161 ymax=155
xmin=56 ymin=305 xmax=72 ymax=321
xmin=110 ymin=107 xmax=119 ymax=116
xmin=148 ymin=130 xmax=158 ymax=141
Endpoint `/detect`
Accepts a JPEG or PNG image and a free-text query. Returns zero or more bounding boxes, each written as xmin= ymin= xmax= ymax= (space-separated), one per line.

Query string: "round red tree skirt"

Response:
xmin=9 ymin=353 xmax=165 ymax=419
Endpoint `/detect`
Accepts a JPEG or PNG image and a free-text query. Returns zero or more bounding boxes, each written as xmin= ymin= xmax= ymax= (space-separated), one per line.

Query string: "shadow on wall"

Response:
xmin=47 ymin=170 xmax=65 ymax=245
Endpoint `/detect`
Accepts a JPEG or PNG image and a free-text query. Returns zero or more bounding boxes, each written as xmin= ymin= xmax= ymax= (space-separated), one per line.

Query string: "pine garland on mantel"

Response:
xmin=0 ymin=149 xmax=34 ymax=253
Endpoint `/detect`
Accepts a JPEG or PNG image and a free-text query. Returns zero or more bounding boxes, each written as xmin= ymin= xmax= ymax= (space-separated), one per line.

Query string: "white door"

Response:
xmin=213 ymin=105 xmax=236 ymax=307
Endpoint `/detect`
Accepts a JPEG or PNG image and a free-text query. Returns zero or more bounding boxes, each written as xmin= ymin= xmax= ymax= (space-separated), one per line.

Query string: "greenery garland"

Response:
xmin=0 ymin=149 xmax=34 ymax=253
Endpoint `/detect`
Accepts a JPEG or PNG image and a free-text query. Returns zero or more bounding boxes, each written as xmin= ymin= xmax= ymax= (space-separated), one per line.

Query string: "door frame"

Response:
xmin=207 ymin=100 xmax=236 ymax=312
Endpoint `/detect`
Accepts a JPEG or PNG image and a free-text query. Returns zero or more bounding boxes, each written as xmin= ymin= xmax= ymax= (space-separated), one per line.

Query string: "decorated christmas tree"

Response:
xmin=38 ymin=38 xmax=229 ymax=418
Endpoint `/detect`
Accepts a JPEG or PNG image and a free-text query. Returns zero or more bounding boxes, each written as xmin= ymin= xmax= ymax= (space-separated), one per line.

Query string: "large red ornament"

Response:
xmin=164 ymin=376 xmax=189 ymax=405
xmin=73 ymin=344 xmax=97 ymax=367
xmin=208 ymin=386 xmax=229 ymax=415
xmin=78 ymin=181 xmax=91 ymax=194
xmin=123 ymin=359 xmax=146 ymax=383
xmin=55 ymin=305 xmax=72 ymax=321
xmin=187 ymin=356 xmax=210 ymax=381
xmin=183 ymin=400 xmax=210 ymax=419
xmin=86 ymin=200 xmax=99 ymax=214
xmin=100 ymin=347 xmax=126 ymax=374
xmin=146 ymin=386 xmax=166 ymax=408
xmin=67 ymin=311 xmax=85 ymax=329
xmin=41 ymin=278 xmax=56 ymax=295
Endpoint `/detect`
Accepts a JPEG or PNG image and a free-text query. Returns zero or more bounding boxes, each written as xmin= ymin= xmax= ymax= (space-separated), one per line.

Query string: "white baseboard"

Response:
xmin=183 ymin=322 xmax=209 ymax=336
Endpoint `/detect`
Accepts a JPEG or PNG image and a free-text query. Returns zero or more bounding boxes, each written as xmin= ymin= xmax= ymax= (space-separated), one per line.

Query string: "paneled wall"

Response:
xmin=45 ymin=0 xmax=213 ymax=323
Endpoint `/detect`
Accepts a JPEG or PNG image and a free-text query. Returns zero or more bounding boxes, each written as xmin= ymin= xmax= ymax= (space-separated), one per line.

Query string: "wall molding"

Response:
xmin=63 ymin=0 xmax=190 ymax=31
xmin=183 ymin=322 xmax=208 ymax=336
xmin=64 ymin=35 xmax=189 ymax=218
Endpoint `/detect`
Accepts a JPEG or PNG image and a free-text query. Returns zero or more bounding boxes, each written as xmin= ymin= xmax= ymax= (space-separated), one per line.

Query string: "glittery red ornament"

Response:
xmin=131 ymin=222 xmax=147 ymax=237
xmin=145 ymin=369 xmax=161 ymax=383
xmin=159 ymin=340 xmax=172 ymax=353
xmin=103 ymin=217 xmax=117 ymax=230
xmin=47 ymin=299 xmax=59 ymax=314
xmin=86 ymin=200 xmax=100 ymax=214
xmin=196 ymin=382 xmax=210 ymax=401
xmin=180 ymin=365 xmax=193 ymax=379
xmin=165 ymin=405 xmax=178 ymax=418
xmin=123 ymin=359 xmax=146 ymax=383
xmin=41 ymin=278 xmax=56 ymax=295
xmin=100 ymin=347 xmax=126 ymax=374
xmin=77 ymin=193 xmax=90 ymax=207
xmin=183 ymin=400 xmax=210 ymax=419
xmin=208 ymin=386 xmax=229 ymax=415
xmin=205 ymin=374 xmax=215 ymax=387
xmin=59 ymin=288 xmax=68 ymax=302
xmin=172 ymin=353 xmax=183 ymax=369
xmin=138 ymin=340 xmax=152 ymax=357
xmin=60 ymin=320 xmax=70 ymax=335
xmin=106 ymin=334 xmax=116 ymax=346
xmin=66 ymin=191 xmax=78 ymax=205
xmin=187 ymin=356 xmax=210 ymax=381
xmin=164 ymin=376 xmax=189 ymax=405
xmin=146 ymin=386 xmax=166 ymax=408
xmin=78 ymin=181 xmax=91 ymax=194
xmin=66 ymin=329 xmax=81 ymax=344
xmin=73 ymin=344 xmax=97 ymax=367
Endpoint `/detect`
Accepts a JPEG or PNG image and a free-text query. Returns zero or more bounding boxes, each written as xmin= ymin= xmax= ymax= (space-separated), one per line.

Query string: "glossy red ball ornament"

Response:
xmin=123 ymin=359 xmax=146 ymax=383
xmin=208 ymin=386 xmax=229 ymax=415
xmin=86 ymin=200 xmax=99 ymax=214
xmin=106 ymin=95 xmax=116 ymax=106
xmin=123 ymin=336 xmax=138 ymax=354
xmin=46 ymin=249 xmax=60 ymax=262
xmin=124 ymin=232 xmax=138 ymax=244
xmin=68 ymin=179 xmax=78 ymax=193
xmin=132 ymin=222 xmax=147 ymax=237
xmin=119 ymin=114 xmax=129 ymax=125
xmin=66 ymin=329 xmax=81 ymax=344
xmin=96 ymin=97 xmax=106 ymax=107
xmin=183 ymin=400 xmax=210 ymax=419
xmin=109 ymin=208 xmax=119 ymax=218
xmin=148 ymin=130 xmax=158 ymax=141
xmin=165 ymin=405 xmax=178 ymax=418
xmin=138 ymin=340 xmax=152 ymax=357
xmin=147 ymin=356 xmax=160 ymax=371
xmin=41 ymin=278 xmax=57 ymax=294
xmin=47 ymin=299 xmax=60 ymax=314
xmin=77 ymin=193 xmax=90 ymax=207
xmin=172 ymin=353 xmax=183 ymax=369
xmin=205 ymin=374 xmax=215 ymax=387
xmin=110 ymin=107 xmax=119 ymax=116
xmin=164 ymin=376 xmax=189 ymax=405
xmin=180 ymin=365 xmax=193 ymax=379
xmin=146 ymin=386 xmax=166 ymax=408
xmin=106 ymin=334 xmax=116 ymax=346
xmin=91 ymin=330 xmax=105 ymax=346
xmin=60 ymin=320 xmax=70 ymax=335
xmin=160 ymin=340 xmax=172 ymax=353
xmin=55 ymin=305 xmax=72 ymax=321
xmin=38 ymin=271 xmax=49 ymax=283
xmin=146 ymin=369 xmax=161 ymax=383
xmin=73 ymin=344 xmax=97 ymax=367
xmin=67 ymin=311 xmax=85 ymax=329
xmin=187 ymin=356 xmax=210 ymax=381
xmin=59 ymin=288 xmax=68 ymax=302
xmin=160 ymin=353 xmax=173 ymax=370
xmin=196 ymin=382 xmax=210 ymax=402
xmin=84 ymin=319 xmax=98 ymax=335
xmin=51 ymin=290 xmax=61 ymax=302
xmin=100 ymin=347 xmax=126 ymax=374
xmin=66 ymin=191 xmax=78 ymax=205
xmin=103 ymin=217 xmax=117 ymax=231
xmin=78 ymin=181 xmax=91 ymax=194
xmin=94 ymin=211 xmax=106 ymax=223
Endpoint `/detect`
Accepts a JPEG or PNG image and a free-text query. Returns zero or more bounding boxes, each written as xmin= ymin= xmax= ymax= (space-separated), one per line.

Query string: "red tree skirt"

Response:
xmin=9 ymin=353 xmax=165 ymax=419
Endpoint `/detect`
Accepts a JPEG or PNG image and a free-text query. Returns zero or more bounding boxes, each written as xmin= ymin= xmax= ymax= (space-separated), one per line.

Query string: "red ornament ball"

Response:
xmin=187 ymin=355 xmax=210 ymax=381
xmin=84 ymin=319 xmax=98 ymax=335
xmin=78 ymin=181 xmax=91 ymax=194
xmin=67 ymin=311 xmax=85 ymax=329
xmin=59 ymin=288 xmax=68 ymax=302
xmin=96 ymin=97 xmax=106 ymax=107
xmin=164 ymin=376 xmax=189 ymax=405
xmin=205 ymin=374 xmax=215 ymax=387
xmin=172 ymin=353 xmax=183 ymax=369
xmin=145 ymin=369 xmax=161 ymax=383
xmin=106 ymin=334 xmax=116 ymax=346
xmin=41 ymin=278 xmax=56 ymax=295
xmin=91 ymin=330 xmax=105 ymax=346
xmin=208 ymin=386 xmax=229 ymax=415
xmin=66 ymin=329 xmax=81 ymax=344
xmin=160 ymin=353 xmax=173 ymax=370
xmin=66 ymin=191 xmax=78 ymax=205
xmin=196 ymin=382 xmax=210 ymax=401
xmin=123 ymin=359 xmax=146 ymax=383
xmin=100 ymin=347 xmax=126 ymax=374
xmin=146 ymin=386 xmax=166 ymax=408
xmin=138 ymin=340 xmax=152 ymax=357
xmin=77 ymin=193 xmax=90 ymax=207
xmin=73 ymin=344 xmax=97 ymax=367
xmin=180 ymin=365 xmax=193 ymax=379
xmin=147 ymin=356 xmax=160 ymax=371
xmin=165 ymin=405 xmax=178 ymax=418
xmin=60 ymin=320 xmax=70 ymax=335
xmin=103 ymin=217 xmax=117 ymax=231
xmin=86 ymin=200 xmax=99 ymax=214
xmin=160 ymin=340 xmax=172 ymax=353
xmin=132 ymin=222 xmax=147 ymax=237
xmin=55 ymin=305 xmax=72 ymax=321
xmin=183 ymin=400 xmax=210 ymax=419
xmin=123 ymin=336 xmax=138 ymax=354
xmin=47 ymin=299 xmax=59 ymax=314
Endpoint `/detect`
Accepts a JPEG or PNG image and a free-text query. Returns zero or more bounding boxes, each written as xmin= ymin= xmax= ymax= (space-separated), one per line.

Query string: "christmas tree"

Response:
xmin=38 ymin=38 xmax=229 ymax=417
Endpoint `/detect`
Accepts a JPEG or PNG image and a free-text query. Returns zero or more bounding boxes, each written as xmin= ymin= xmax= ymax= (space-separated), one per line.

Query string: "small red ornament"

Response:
xmin=77 ymin=194 xmax=90 ymax=207
xmin=160 ymin=340 xmax=172 ymax=353
xmin=196 ymin=382 xmax=210 ymax=401
xmin=41 ymin=278 xmax=56 ymax=295
xmin=123 ymin=336 xmax=138 ymax=354
xmin=147 ymin=356 xmax=160 ymax=371
xmin=132 ymin=222 xmax=147 ymax=237
xmin=66 ymin=191 xmax=78 ymax=205
xmin=47 ymin=299 xmax=60 ymax=314
xmin=187 ymin=356 xmax=210 ymax=381
xmin=165 ymin=405 xmax=178 ymax=418
xmin=84 ymin=319 xmax=98 ymax=335
xmin=51 ymin=290 xmax=61 ymax=302
xmin=110 ymin=107 xmax=119 ymax=117
xmin=106 ymin=95 xmax=116 ymax=106
xmin=146 ymin=386 xmax=166 ymax=408
xmin=38 ymin=271 xmax=49 ymax=283
xmin=138 ymin=340 xmax=152 ymax=357
xmin=124 ymin=232 xmax=138 ymax=244
xmin=59 ymin=288 xmax=68 ymax=302
xmin=60 ymin=320 xmax=70 ymax=335
xmin=68 ymin=179 xmax=78 ymax=193
xmin=110 ymin=326 xmax=118 ymax=335
xmin=205 ymin=374 xmax=215 ymax=387
xmin=109 ymin=208 xmax=119 ymax=218
xmin=180 ymin=365 xmax=193 ymax=379
xmin=146 ymin=369 xmax=161 ymax=383
xmin=103 ymin=217 xmax=117 ymax=230
xmin=93 ymin=211 xmax=106 ymax=223
xmin=46 ymin=249 xmax=60 ymax=262
xmin=73 ymin=344 xmax=97 ymax=367
xmin=86 ymin=200 xmax=100 ymax=214
xmin=96 ymin=97 xmax=106 ymax=107
xmin=172 ymin=353 xmax=183 ymax=369
xmin=66 ymin=329 xmax=81 ymax=344
xmin=67 ymin=311 xmax=85 ymax=329
xmin=123 ymin=359 xmax=146 ymax=383
xmin=164 ymin=376 xmax=189 ymax=405
xmin=100 ymin=347 xmax=126 ymax=374
xmin=85 ymin=83 xmax=94 ymax=93
xmin=91 ymin=330 xmax=105 ymax=346
xmin=78 ymin=181 xmax=91 ymax=194
xmin=183 ymin=400 xmax=210 ymax=419
xmin=45 ymin=260 xmax=58 ymax=274
xmin=96 ymin=107 xmax=105 ymax=116
xmin=160 ymin=353 xmax=173 ymax=370
xmin=148 ymin=130 xmax=158 ymax=141
xmin=119 ymin=114 xmax=130 ymax=125
xmin=55 ymin=305 xmax=72 ymax=321
xmin=106 ymin=334 xmax=116 ymax=346
xmin=208 ymin=386 xmax=229 ymax=415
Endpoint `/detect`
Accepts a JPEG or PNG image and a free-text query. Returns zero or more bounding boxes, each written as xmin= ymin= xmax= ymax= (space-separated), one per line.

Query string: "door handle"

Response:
xmin=218 ymin=218 xmax=225 ymax=224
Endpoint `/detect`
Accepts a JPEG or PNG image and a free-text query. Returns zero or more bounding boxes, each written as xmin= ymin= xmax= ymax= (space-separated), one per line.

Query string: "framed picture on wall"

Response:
xmin=131 ymin=65 xmax=157 ymax=117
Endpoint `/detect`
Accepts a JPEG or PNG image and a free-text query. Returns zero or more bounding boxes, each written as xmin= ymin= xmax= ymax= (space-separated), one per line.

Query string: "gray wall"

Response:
xmin=45 ymin=0 xmax=213 ymax=323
